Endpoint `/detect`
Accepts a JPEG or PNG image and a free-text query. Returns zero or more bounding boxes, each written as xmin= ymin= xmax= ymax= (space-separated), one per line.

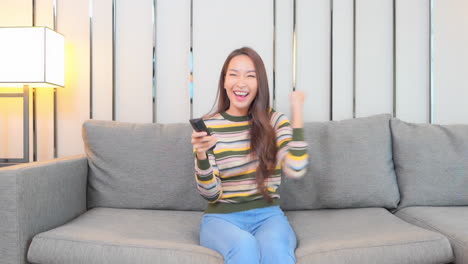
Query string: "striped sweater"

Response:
xmin=194 ymin=109 xmax=309 ymax=214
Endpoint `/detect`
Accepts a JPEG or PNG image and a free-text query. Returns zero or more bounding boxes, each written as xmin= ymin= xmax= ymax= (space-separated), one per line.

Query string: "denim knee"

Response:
xmin=226 ymin=232 xmax=260 ymax=263
xmin=257 ymin=230 xmax=296 ymax=264
xmin=259 ymin=242 xmax=296 ymax=264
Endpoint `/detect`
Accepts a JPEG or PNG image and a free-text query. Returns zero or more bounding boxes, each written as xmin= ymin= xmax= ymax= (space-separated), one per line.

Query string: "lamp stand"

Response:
xmin=33 ymin=87 xmax=37 ymax=161
xmin=0 ymin=85 xmax=30 ymax=167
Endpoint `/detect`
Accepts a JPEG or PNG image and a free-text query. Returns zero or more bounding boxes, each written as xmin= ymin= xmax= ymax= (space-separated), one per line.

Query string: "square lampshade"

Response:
xmin=0 ymin=27 xmax=64 ymax=88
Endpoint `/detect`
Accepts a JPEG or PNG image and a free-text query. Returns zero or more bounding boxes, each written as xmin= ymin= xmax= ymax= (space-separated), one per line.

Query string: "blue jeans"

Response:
xmin=199 ymin=205 xmax=297 ymax=264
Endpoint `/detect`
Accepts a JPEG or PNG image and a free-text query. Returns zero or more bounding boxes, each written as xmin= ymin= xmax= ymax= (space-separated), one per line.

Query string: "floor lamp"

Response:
xmin=0 ymin=27 xmax=64 ymax=167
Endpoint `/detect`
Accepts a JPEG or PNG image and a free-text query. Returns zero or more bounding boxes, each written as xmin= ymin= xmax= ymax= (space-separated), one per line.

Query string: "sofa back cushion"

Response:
xmin=83 ymin=114 xmax=400 ymax=211
xmin=83 ymin=120 xmax=207 ymax=211
xmin=280 ymin=114 xmax=401 ymax=210
xmin=391 ymin=118 xmax=468 ymax=208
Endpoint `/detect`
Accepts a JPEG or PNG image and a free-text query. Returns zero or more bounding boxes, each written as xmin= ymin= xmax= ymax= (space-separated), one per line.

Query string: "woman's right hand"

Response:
xmin=191 ymin=131 xmax=217 ymax=160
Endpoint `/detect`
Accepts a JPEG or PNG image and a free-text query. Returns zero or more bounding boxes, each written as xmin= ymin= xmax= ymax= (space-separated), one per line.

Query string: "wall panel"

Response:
xmin=274 ymin=0 xmax=294 ymax=119
xmin=0 ymin=97 xmax=23 ymax=158
xmin=91 ymin=0 xmax=113 ymax=121
xmin=115 ymin=0 xmax=153 ymax=123
xmin=156 ymin=0 xmax=191 ymax=123
xmin=355 ymin=0 xmax=393 ymax=118
xmin=296 ymin=0 xmax=331 ymax=122
xmin=192 ymin=0 xmax=274 ymax=118
xmin=396 ymin=0 xmax=429 ymax=123
xmin=35 ymin=90 xmax=54 ymax=160
xmin=433 ymin=0 xmax=468 ymax=124
xmin=36 ymin=0 xmax=54 ymax=28
xmin=0 ymin=0 xmax=33 ymax=26
xmin=57 ymin=0 xmax=90 ymax=157
xmin=332 ymin=0 xmax=354 ymax=121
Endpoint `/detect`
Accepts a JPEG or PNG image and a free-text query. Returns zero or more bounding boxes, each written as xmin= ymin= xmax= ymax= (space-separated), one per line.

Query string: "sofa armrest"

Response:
xmin=0 ymin=155 xmax=88 ymax=264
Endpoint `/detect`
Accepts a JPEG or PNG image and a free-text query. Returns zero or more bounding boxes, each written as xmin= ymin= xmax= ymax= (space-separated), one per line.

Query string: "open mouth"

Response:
xmin=233 ymin=91 xmax=249 ymax=98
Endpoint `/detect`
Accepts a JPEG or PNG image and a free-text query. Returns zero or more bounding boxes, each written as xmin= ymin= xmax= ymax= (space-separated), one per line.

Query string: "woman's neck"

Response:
xmin=225 ymin=108 xmax=248 ymax=117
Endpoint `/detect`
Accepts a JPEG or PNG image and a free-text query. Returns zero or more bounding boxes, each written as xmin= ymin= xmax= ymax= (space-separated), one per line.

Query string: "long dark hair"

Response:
xmin=207 ymin=47 xmax=277 ymax=203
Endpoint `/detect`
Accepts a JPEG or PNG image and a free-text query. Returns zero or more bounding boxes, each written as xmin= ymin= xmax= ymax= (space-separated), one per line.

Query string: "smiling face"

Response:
xmin=224 ymin=55 xmax=258 ymax=116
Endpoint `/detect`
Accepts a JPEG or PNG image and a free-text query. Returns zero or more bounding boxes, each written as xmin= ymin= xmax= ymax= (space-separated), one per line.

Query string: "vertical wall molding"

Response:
xmin=32 ymin=0 xmax=37 ymax=161
xmin=352 ymin=0 xmax=356 ymax=118
xmin=429 ymin=0 xmax=434 ymax=123
xmin=25 ymin=86 xmax=30 ymax=163
xmin=53 ymin=90 xmax=57 ymax=158
xmin=273 ymin=0 xmax=276 ymax=108
xmin=189 ymin=0 xmax=194 ymax=119
xmin=292 ymin=0 xmax=297 ymax=92
xmin=32 ymin=0 xmax=36 ymax=26
xmin=89 ymin=0 xmax=93 ymax=119
xmin=393 ymin=0 xmax=396 ymax=118
xmin=32 ymin=88 xmax=37 ymax=161
xmin=152 ymin=0 xmax=157 ymax=123
xmin=53 ymin=0 xmax=58 ymax=158
xmin=330 ymin=0 xmax=333 ymax=121
xmin=53 ymin=0 xmax=57 ymax=30
xmin=112 ymin=0 xmax=116 ymax=121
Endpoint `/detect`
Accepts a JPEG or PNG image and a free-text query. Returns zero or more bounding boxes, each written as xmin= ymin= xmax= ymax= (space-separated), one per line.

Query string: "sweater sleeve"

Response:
xmin=194 ymin=150 xmax=223 ymax=203
xmin=274 ymin=113 xmax=309 ymax=179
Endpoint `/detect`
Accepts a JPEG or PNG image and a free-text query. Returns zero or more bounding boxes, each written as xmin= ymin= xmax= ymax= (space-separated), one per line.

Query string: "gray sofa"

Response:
xmin=1 ymin=113 xmax=467 ymax=264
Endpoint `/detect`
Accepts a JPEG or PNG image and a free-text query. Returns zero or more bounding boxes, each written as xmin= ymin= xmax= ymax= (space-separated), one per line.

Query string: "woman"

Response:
xmin=191 ymin=47 xmax=308 ymax=264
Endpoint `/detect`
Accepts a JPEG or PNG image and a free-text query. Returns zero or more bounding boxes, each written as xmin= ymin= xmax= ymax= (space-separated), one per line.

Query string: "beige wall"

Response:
xmin=1 ymin=0 xmax=468 ymax=162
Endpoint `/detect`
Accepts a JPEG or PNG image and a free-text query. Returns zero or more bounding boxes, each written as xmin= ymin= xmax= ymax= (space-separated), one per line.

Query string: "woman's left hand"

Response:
xmin=290 ymin=91 xmax=305 ymax=128
xmin=290 ymin=90 xmax=305 ymax=110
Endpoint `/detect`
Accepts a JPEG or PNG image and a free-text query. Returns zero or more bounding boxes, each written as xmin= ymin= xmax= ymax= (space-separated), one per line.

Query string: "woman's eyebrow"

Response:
xmin=227 ymin=69 xmax=256 ymax=73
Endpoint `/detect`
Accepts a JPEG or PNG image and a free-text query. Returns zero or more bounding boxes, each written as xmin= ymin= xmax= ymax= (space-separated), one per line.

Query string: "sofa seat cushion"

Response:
xmin=27 ymin=208 xmax=223 ymax=264
xmin=396 ymin=206 xmax=468 ymax=264
xmin=286 ymin=208 xmax=453 ymax=264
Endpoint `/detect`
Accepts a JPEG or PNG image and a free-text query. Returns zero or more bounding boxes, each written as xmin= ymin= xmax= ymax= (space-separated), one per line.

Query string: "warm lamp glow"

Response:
xmin=0 ymin=27 xmax=64 ymax=88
